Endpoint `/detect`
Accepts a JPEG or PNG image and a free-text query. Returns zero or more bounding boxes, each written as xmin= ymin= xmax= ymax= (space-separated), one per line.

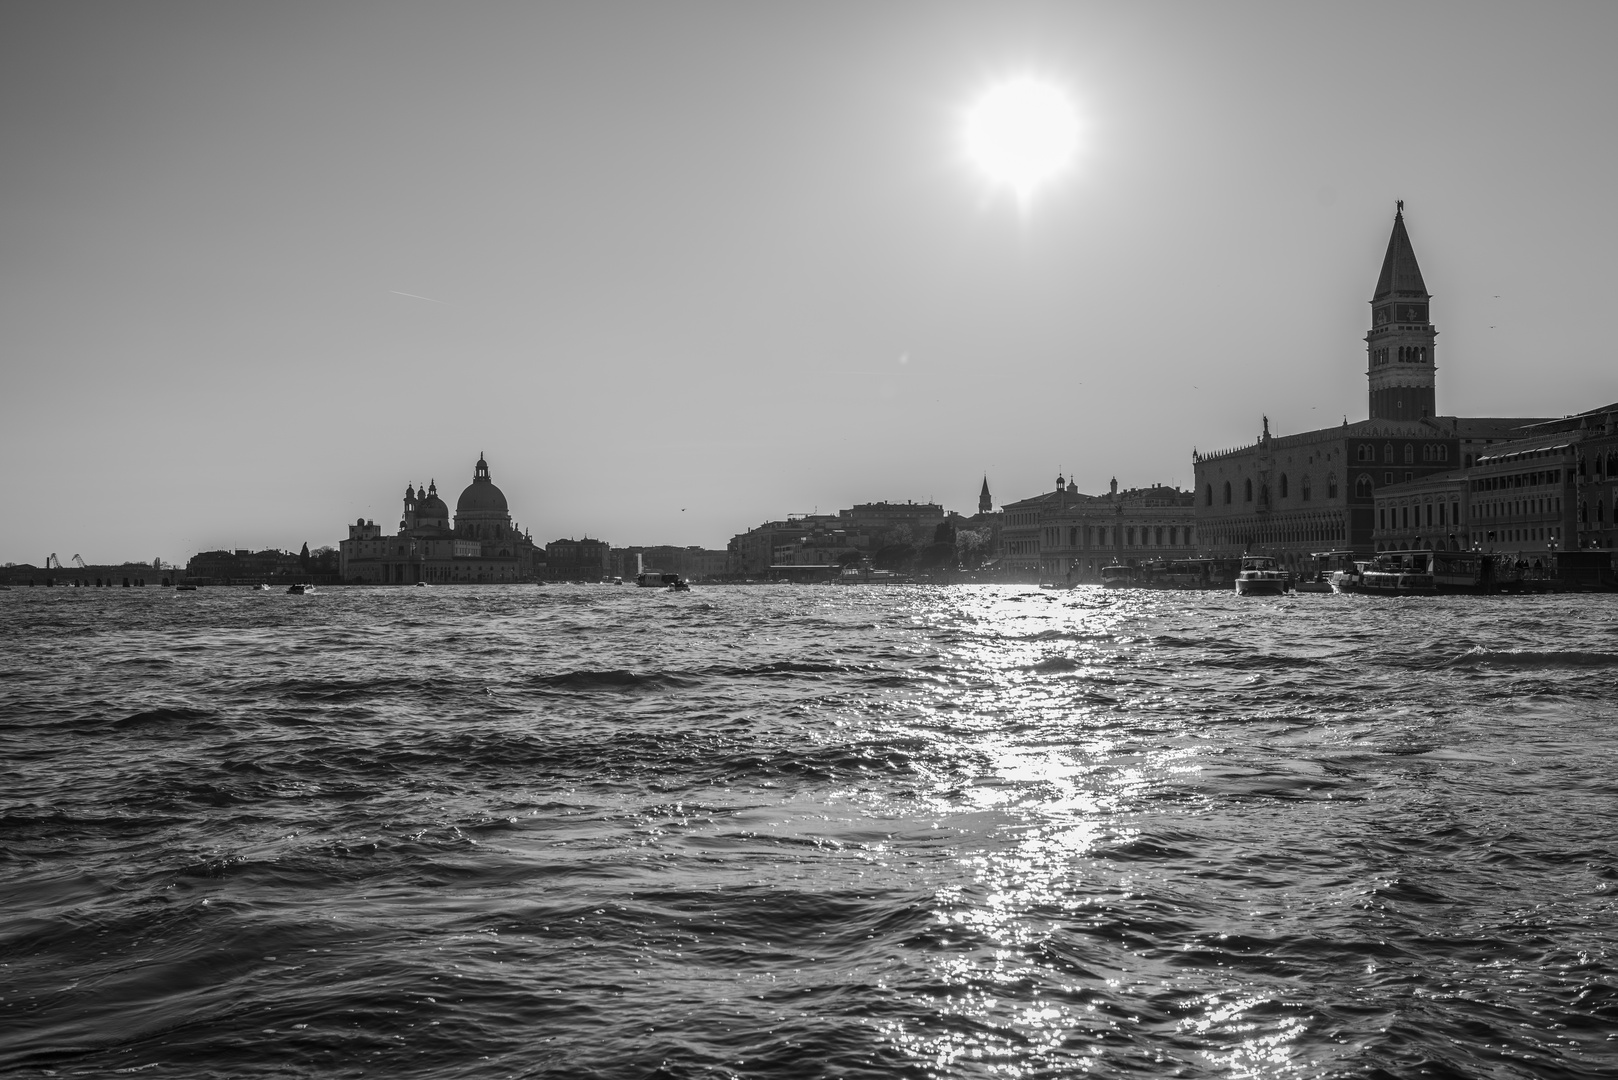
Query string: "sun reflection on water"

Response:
xmin=859 ymin=587 xmax=1316 ymax=1076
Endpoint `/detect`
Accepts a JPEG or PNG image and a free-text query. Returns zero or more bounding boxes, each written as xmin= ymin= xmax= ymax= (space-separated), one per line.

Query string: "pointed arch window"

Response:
xmin=1244 ymin=479 xmax=1253 ymax=502
xmin=1279 ymin=474 xmax=1289 ymax=498
xmin=1223 ymin=481 xmax=1232 ymax=505
xmin=1328 ymin=474 xmax=1338 ymax=499
xmin=1302 ymin=476 xmax=1312 ymax=501
xmin=1205 ymin=483 xmax=1213 ymax=506
xmin=1355 ymin=474 xmax=1374 ymax=498
xmin=1384 ymin=444 xmax=1394 ymax=464
xmin=1404 ymin=444 xmax=1415 ymax=465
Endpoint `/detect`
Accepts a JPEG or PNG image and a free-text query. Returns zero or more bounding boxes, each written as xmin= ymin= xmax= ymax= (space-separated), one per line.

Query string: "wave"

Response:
xmin=1444 ymin=646 xmax=1618 ymax=669
xmin=529 ymin=660 xmax=854 ymax=692
xmin=108 ymin=707 xmax=217 ymax=730
xmin=530 ymin=668 xmax=700 ymax=691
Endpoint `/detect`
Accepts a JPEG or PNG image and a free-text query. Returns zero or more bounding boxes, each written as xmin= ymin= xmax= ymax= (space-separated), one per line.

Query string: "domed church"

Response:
xmin=338 ymin=454 xmax=542 ymax=584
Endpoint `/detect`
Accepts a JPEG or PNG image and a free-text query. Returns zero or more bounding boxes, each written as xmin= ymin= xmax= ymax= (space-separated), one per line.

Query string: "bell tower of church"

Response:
xmin=1366 ymin=202 xmax=1437 ymax=420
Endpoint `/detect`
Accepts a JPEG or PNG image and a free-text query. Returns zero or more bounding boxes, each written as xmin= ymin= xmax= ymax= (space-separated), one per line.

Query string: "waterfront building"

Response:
xmin=187 ymin=548 xmax=306 ymax=585
xmin=339 ymin=454 xmax=541 ymax=584
xmin=1000 ymin=476 xmax=1197 ymax=581
xmin=836 ymin=501 xmax=948 ymax=545
xmin=1572 ymin=411 xmax=1618 ymax=551
xmin=1370 ymin=404 xmax=1618 ymax=558
xmin=1371 ymin=471 xmax=1473 ymax=552
xmin=615 ymin=545 xmax=730 ymax=581
xmin=1517 ymin=404 xmax=1618 ymax=552
xmin=726 ymin=516 xmax=842 ymax=576
xmin=544 ymin=537 xmax=612 ymax=581
xmin=726 ymin=497 xmax=984 ymax=576
xmin=1464 ymin=438 xmax=1575 ymax=554
xmin=1192 ymin=206 xmax=1552 ymax=568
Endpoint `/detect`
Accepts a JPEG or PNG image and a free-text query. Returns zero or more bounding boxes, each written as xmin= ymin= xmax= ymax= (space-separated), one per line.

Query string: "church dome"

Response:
xmin=456 ymin=454 xmax=508 ymax=514
xmin=418 ymin=490 xmax=450 ymax=519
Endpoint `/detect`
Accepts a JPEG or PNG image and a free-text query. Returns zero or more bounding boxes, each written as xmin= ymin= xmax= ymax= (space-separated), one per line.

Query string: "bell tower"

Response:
xmin=1366 ymin=202 xmax=1437 ymax=420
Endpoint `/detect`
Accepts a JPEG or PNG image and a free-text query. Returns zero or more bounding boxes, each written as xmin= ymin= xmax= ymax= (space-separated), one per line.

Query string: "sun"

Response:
xmin=962 ymin=77 xmax=1081 ymax=205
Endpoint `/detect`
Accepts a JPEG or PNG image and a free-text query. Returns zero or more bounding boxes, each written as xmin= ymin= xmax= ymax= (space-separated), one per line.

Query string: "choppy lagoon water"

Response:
xmin=3 ymin=583 xmax=1618 ymax=1079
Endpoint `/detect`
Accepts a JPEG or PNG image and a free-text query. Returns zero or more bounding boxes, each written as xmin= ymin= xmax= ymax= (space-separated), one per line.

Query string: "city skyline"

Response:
xmin=4 ymin=2 xmax=1618 ymax=563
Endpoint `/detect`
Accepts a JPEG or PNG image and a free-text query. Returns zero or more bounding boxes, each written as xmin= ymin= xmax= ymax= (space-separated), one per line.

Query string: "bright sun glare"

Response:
xmin=963 ymin=77 xmax=1080 ymax=205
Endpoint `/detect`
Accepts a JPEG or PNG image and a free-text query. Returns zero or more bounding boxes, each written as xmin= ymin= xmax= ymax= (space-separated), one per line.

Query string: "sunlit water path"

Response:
xmin=3 ymin=584 xmax=1616 ymax=1078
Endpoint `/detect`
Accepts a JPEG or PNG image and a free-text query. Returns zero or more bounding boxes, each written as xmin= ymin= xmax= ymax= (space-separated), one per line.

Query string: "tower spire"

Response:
xmin=1366 ymin=204 xmax=1437 ymax=421
xmin=1373 ymin=201 xmax=1428 ymax=301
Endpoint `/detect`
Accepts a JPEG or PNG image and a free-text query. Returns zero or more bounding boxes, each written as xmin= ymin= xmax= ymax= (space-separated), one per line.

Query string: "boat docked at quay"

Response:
xmin=1296 ymin=551 xmax=1357 ymax=593
xmin=1234 ymin=555 xmax=1288 ymax=596
xmin=834 ymin=566 xmax=908 ymax=585
xmin=1099 ymin=564 xmax=1139 ymax=588
xmin=1336 ymin=549 xmax=1556 ymax=596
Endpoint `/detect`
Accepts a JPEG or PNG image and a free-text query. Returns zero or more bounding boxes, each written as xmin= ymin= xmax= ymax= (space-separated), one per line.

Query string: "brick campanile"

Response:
xmin=1366 ymin=203 xmax=1437 ymax=421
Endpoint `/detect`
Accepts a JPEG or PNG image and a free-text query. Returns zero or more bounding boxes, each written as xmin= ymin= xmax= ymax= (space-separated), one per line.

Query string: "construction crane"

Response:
xmin=72 ymin=554 xmax=87 ymax=568
xmin=46 ymin=553 xmax=61 ymax=569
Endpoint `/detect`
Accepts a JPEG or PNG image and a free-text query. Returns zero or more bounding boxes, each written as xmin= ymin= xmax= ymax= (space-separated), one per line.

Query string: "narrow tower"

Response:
xmin=979 ymin=476 xmax=992 ymax=514
xmin=1366 ymin=202 xmax=1437 ymax=420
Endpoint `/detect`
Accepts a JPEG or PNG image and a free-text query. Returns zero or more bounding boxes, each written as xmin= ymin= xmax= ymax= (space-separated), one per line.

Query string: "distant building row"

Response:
xmin=335 ymin=455 xmax=727 ymax=584
xmin=725 ymin=484 xmax=1001 ymax=577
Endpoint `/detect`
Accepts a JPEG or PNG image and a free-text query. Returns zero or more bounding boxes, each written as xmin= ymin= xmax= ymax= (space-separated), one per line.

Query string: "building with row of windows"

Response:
xmin=542 ymin=537 xmax=612 ymax=581
xmin=1373 ymin=403 xmax=1618 ymax=556
xmin=999 ymin=477 xmax=1197 ymax=581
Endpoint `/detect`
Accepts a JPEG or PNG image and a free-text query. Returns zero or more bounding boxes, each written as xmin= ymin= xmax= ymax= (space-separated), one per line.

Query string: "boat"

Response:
xmin=253 ymin=583 xmax=273 ymax=591
xmin=1234 ymin=555 xmax=1288 ymax=596
xmin=636 ymin=571 xmax=682 ymax=588
xmin=1355 ymin=551 xmax=1437 ymax=596
xmin=176 ymin=584 xmax=197 ymax=592
xmin=1139 ymin=559 xmax=1225 ymax=590
xmin=286 ymin=584 xmax=315 ymax=595
xmin=415 ymin=581 xmax=430 ymax=587
xmin=1343 ymin=549 xmax=1522 ymax=596
xmin=834 ymin=566 xmax=906 ymax=585
xmin=666 ymin=578 xmax=691 ymax=592
xmin=1296 ymin=550 xmax=1357 ymax=593
xmin=1100 ymin=564 xmax=1138 ymax=588
xmin=1329 ymin=559 xmax=1371 ymax=593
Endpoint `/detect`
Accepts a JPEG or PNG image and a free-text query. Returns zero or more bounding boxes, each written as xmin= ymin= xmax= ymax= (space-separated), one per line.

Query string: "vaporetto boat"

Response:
xmin=1234 ymin=555 xmax=1288 ymax=596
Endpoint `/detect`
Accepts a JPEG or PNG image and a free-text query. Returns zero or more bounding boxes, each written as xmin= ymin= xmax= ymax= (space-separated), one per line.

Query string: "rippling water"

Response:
xmin=3 ymin=584 xmax=1617 ymax=1078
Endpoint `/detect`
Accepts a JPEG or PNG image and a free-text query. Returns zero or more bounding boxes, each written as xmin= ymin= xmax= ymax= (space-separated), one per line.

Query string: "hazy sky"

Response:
xmin=4 ymin=1 xmax=1616 ymax=564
